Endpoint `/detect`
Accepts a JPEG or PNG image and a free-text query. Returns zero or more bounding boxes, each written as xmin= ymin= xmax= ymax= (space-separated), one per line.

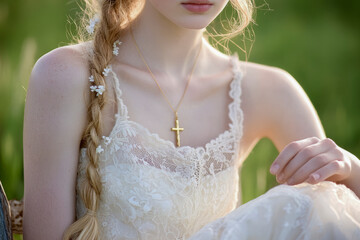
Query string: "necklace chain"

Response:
xmin=130 ymin=28 xmax=202 ymax=147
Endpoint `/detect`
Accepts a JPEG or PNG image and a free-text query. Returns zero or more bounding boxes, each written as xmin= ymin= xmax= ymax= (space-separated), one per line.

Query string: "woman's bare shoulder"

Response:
xmin=26 ymin=42 xmax=92 ymax=150
xmin=238 ymin=60 xmax=307 ymax=110
xmin=25 ymin=42 xmax=93 ymax=153
xmin=238 ymin=60 xmax=324 ymax=150
xmin=31 ymin=43 xmax=91 ymax=90
xmin=28 ymin=43 xmax=92 ymax=120
xmin=239 ymin=60 xmax=295 ymax=91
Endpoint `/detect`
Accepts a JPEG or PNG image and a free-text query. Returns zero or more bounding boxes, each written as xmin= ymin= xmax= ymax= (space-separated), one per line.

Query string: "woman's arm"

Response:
xmin=250 ymin=66 xmax=359 ymax=197
xmin=23 ymin=45 xmax=89 ymax=239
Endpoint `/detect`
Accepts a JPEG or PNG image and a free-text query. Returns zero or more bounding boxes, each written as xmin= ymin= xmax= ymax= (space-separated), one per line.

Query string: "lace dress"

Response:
xmin=76 ymin=56 xmax=360 ymax=240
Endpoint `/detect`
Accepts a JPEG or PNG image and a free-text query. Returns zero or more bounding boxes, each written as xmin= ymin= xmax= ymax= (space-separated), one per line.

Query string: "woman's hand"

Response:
xmin=270 ymin=137 xmax=352 ymax=185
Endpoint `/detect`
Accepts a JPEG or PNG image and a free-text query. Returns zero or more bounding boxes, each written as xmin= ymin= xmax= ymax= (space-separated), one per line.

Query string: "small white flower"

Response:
xmin=96 ymin=145 xmax=104 ymax=154
xmin=102 ymin=66 xmax=111 ymax=77
xmin=86 ymin=15 xmax=100 ymax=34
xmin=102 ymin=136 xmax=112 ymax=145
xmin=96 ymin=85 xmax=105 ymax=95
xmin=90 ymin=85 xmax=97 ymax=92
xmin=112 ymin=40 xmax=122 ymax=56
xmin=89 ymin=75 xmax=94 ymax=82
xmin=90 ymin=85 xmax=105 ymax=96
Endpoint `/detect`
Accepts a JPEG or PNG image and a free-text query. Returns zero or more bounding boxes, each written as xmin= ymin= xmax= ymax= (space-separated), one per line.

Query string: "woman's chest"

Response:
xmin=100 ymin=65 xmax=236 ymax=149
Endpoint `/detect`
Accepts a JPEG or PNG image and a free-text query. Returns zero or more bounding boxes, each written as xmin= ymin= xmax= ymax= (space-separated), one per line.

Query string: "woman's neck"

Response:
xmin=119 ymin=1 xmax=206 ymax=78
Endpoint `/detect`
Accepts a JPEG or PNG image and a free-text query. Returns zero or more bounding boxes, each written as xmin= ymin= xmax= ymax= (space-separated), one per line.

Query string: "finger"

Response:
xmin=279 ymin=139 xmax=332 ymax=184
xmin=306 ymin=160 xmax=346 ymax=184
xmin=270 ymin=137 xmax=320 ymax=175
xmin=286 ymin=148 xmax=341 ymax=185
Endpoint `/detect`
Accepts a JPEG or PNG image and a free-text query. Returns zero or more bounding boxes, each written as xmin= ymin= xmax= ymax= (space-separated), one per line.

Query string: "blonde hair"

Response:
xmin=63 ymin=0 xmax=254 ymax=239
xmin=205 ymin=0 xmax=255 ymax=60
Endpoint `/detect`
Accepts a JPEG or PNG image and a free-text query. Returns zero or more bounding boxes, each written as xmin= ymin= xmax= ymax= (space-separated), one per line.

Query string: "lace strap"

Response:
xmin=228 ymin=54 xmax=243 ymax=129
xmin=108 ymin=66 xmax=129 ymax=119
xmin=228 ymin=54 xmax=244 ymax=166
xmin=229 ymin=54 xmax=243 ymax=103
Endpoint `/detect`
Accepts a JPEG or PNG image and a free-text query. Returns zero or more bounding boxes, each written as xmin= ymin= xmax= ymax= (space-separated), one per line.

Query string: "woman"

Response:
xmin=23 ymin=0 xmax=360 ymax=239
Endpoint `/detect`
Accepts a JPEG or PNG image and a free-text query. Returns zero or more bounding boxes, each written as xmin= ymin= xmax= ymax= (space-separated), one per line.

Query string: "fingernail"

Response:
xmin=311 ymin=173 xmax=320 ymax=181
xmin=270 ymin=164 xmax=279 ymax=174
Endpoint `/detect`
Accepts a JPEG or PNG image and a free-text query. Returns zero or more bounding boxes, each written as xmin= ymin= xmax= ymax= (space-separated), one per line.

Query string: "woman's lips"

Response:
xmin=181 ymin=1 xmax=213 ymax=13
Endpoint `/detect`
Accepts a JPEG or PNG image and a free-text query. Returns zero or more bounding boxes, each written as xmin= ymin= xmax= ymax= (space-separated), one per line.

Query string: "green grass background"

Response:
xmin=0 ymin=0 xmax=359 ymax=234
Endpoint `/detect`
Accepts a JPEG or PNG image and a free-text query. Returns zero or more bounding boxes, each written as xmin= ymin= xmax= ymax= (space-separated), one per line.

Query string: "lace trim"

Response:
xmin=100 ymin=54 xmax=244 ymax=154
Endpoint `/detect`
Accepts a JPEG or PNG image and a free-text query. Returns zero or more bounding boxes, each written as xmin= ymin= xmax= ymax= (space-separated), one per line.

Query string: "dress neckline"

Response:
xmin=102 ymin=54 xmax=244 ymax=153
xmin=109 ymin=54 xmax=242 ymax=151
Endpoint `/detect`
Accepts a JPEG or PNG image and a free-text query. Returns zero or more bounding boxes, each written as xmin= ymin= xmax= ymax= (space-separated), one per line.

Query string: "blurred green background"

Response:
xmin=0 ymin=0 xmax=359 ymax=219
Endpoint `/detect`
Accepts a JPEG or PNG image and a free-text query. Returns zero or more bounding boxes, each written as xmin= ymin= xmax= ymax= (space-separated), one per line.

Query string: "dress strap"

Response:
xmin=108 ymin=65 xmax=129 ymax=120
xmin=228 ymin=53 xmax=244 ymax=166
xmin=228 ymin=53 xmax=244 ymax=133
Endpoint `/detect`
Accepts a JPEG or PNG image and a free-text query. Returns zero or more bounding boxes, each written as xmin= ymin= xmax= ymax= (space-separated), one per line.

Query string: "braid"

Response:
xmin=63 ymin=0 xmax=141 ymax=239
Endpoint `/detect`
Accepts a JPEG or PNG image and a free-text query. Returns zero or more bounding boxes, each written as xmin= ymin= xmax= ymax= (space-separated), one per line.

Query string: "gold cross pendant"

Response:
xmin=171 ymin=112 xmax=184 ymax=147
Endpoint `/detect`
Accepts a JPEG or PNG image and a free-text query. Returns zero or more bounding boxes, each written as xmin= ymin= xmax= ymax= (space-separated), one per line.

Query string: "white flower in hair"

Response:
xmin=90 ymin=85 xmax=105 ymax=96
xmin=113 ymin=40 xmax=122 ymax=56
xmin=90 ymin=85 xmax=97 ymax=92
xmin=97 ymin=85 xmax=105 ymax=95
xmin=102 ymin=66 xmax=111 ymax=77
xmin=96 ymin=145 xmax=104 ymax=154
xmin=86 ymin=15 xmax=100 ymax=34
xmin=102 ymin=136 xmax=112 ymax=145
xmin=89 ymin=75 xmax=94 ymax=82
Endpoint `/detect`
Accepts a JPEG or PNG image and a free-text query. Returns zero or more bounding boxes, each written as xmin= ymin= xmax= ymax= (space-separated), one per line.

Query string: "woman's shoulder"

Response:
xmin=209 ymin=49 xmax=302 ymax=105
xmin=27 ymin=43 xmax=92 ymax=133
xmin=236 ymin=59 xmax=305 ymax=105
xmin=236 ymin=58 xmax=321 ymax=146
xmin=32 ymin=42 xmax=90 ymax=86
xmin=238 ymin=60 xmax=297 ymax=92
xmin=30 ymin=43 xmax=92 ymax=105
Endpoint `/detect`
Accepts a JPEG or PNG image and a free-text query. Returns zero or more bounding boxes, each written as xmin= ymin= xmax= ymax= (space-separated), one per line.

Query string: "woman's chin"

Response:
xmin=172 ymin=17 xmax=216 ymax=30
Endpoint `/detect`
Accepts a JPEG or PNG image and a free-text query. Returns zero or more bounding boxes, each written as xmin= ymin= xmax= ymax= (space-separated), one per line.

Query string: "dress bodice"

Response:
xmin=76 ymin=55 xmax=245 ymax=239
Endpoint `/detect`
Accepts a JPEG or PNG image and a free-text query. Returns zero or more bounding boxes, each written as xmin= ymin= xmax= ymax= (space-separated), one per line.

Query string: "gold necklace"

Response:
xmin=130 ymin=29 xmax=202 ymax=147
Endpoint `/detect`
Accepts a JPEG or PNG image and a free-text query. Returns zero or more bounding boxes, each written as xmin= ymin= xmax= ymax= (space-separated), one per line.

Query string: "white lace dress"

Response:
xmin=76 ymin=56 xmax=360 ymax=240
